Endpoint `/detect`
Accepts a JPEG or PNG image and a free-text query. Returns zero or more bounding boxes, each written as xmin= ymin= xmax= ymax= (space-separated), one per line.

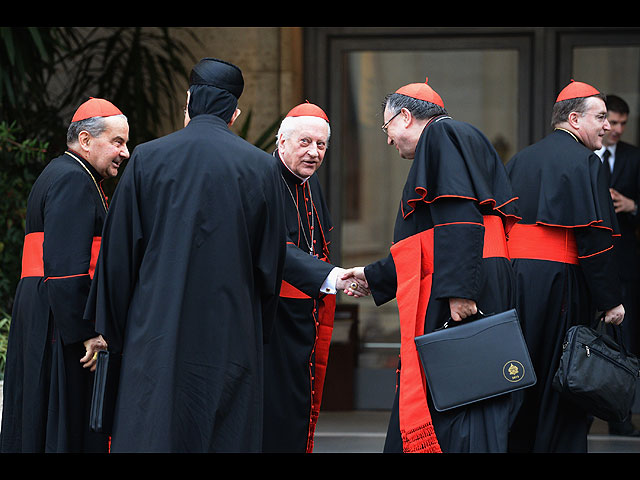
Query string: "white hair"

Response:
xmin=276 ymin=115 xmax=331 ymax=145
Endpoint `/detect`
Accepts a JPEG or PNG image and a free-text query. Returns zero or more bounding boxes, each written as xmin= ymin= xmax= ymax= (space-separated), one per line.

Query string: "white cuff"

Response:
xmin=320 ymin=267 xmax=345 ymax=295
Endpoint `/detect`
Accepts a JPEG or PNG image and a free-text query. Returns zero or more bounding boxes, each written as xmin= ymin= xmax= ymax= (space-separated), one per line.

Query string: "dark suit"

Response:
xmin=604 ymin=140 xmax=640 ymax=354
xmin=602 ymin=140 xmax=640 ymax=434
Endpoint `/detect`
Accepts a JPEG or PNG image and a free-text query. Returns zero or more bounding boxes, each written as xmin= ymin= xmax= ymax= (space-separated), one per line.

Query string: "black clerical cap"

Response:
xmin=189 ymin=58 xmax=244 ymax=99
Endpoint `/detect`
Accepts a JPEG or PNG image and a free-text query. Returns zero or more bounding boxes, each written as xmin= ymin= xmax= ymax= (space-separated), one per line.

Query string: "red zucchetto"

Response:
xmin=72 ymin=97 xmax=123 ymax=122
xmin=395 ymin=77 xmax=444 ymax=108
xmin=285 ymin=101 xmax=329 ymax=122
xmin=555 ymin=80 xmax=601 ymax=103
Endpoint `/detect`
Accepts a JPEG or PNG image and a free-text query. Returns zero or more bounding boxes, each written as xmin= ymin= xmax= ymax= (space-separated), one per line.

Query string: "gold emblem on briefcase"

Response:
xmin=503 ymin=360 xmax=525 ymax=383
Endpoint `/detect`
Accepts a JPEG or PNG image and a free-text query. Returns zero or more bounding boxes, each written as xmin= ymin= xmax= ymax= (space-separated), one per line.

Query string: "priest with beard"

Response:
xmin=84 ymin=58 xmax=287 ymax=453
xmin=262 ymin=102 xmax=369 ymax=453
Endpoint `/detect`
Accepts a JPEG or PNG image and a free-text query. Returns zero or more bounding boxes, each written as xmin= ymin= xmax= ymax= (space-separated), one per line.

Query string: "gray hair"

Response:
xmin=66 ymin=114 xmax=128 ymax=145
xmin=551 ymin=94 xmax=606 ymax=128
xmin=276 ymin=115 xmax=331 ymax=146
xmin=382 ymin=92 xmax=448 ymax=120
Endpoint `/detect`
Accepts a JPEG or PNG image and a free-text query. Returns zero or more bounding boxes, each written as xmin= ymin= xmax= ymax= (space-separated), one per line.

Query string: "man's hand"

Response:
xmin=610 ymin=188 xmax=637 ymax=214
xmin=81 ymin=335 xmax=108 ymax=371
xmin=449 ymin=298 xmax=478 ymax=322
xmin=340 ymin=267 xmax=370 ymax=297
xmin=604 ymin=304 xmax=625 ymax=325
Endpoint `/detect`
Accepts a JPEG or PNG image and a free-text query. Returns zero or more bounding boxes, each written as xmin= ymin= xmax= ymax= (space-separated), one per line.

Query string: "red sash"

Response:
xmin=390 ymin=215 xmax=509 ymax=453
xmin=507 ymin=223 xmax=579 ymax=264
xmin=20 ymin=231 xmax=101 ymax=279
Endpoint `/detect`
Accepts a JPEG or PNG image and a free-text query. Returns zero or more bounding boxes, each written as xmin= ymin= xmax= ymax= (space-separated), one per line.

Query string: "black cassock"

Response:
xmin=86 ymin=114 xmax=286 ymax=452
xmin=506 ymin=129 xmax=622 ymax=453
xmin=1 ymin=151 xmax=109 ymax=452
xmin=364 ymin=116 xmax=520 ymax=453
xmin=262 ymin=151 xmax=336 ymax=453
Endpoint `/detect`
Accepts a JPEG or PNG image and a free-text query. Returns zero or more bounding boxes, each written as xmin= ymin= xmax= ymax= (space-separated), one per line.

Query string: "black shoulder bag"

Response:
xmin=553 ymin=319 xmax=640 ymax=422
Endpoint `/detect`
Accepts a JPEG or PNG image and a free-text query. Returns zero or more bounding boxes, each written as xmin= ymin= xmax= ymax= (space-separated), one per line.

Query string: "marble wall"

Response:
xmin=163 ymin=27 xmax=304 ymax=149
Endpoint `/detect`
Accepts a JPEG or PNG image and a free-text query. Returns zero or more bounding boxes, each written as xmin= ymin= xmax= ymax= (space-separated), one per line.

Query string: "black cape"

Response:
xmin=1 ymin=151 xmax=108 ymax=453
xmin=364 ymin=116 xmax=520 ymax=453
xmin=506 ymin=128 xmax=622 ymax=452
xmin=262 ymin=151 xmax=336 ymax=453
xmin=84 ymin=114 xmax=286 ymax=453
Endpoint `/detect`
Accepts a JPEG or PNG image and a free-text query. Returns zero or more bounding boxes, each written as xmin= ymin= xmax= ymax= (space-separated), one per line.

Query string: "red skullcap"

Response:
xmin=555 ymin=80 xmax=601 ymax=103
xmin=395 ymin=77 xmax=444 ymax=108
xmin=285 ymin=101 xmax=329 ymax=122
xmin=72 ymin=97 xmax=123 ymax=122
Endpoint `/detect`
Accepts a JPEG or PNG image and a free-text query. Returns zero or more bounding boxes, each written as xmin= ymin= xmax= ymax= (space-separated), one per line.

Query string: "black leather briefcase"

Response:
xmin=414 ymin=309 xmax=536 ymax=412
xmin=90 ymin=350 xmax=122 ymax=434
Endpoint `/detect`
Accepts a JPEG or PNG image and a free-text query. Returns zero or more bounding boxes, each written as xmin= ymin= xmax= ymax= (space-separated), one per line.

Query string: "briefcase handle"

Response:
xmin=440 ymin=309 xmax=486 ymax=330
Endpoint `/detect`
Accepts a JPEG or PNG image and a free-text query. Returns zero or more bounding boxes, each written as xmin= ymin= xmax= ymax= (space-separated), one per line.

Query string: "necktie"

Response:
xmin=602 ymin=149 xmax=611 ymax=186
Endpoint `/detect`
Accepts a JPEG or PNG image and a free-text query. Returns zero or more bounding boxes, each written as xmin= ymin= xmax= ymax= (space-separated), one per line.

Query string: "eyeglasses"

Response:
xmin=582 ymin=112 xmax=608 ymax=123
xmin=381 ymin=110 xmax=402 ymax=134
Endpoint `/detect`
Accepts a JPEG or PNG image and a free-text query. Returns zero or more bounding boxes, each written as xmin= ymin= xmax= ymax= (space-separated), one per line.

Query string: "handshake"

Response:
xmin=335 ymin=266 xmax=370 ymax=298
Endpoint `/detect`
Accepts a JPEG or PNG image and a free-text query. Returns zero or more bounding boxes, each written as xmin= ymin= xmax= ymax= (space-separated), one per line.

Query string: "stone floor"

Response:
xmin=2 ymin=380 xmax=639 ymax=453
xmin=313 ymin=410 xmax=640 ymax=453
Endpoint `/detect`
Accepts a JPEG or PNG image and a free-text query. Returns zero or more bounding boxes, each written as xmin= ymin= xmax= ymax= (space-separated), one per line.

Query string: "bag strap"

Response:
xmin=592 ymin=316 xmax=630 ymax=358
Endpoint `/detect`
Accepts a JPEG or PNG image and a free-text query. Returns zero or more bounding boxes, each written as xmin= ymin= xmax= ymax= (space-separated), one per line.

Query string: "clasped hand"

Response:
xmin=339 ymin=267 xmax=370 ymax=297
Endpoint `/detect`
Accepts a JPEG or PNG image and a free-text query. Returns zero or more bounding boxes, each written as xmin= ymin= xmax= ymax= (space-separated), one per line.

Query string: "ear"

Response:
xmin=228 ymin=108 xmax=241 ymax=127
xmin=77 ymin=130 xmax=92 ymax=153
xmin=567 ymin=111 xmax=582 ymax=129
xmin=400 ymin=107 xmax=413 ymax=127
xmin=183 ymin=90 xmax=191 ymax=127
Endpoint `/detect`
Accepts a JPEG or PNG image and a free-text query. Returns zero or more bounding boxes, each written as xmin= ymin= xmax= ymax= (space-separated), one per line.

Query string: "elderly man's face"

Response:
xmin=278 ymin=119 xmax=329 ymax=178
xmin=85 ymin=115 xmax=130 ymax=178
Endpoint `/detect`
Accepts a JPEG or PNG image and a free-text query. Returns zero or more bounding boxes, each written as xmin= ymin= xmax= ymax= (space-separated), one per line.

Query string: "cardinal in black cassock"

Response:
xmin=351 ymin=79 xmax=520 ymax=453
xmin=1 ymin=98 xmax=129 ymax=452
xmin=506 ymin=81 xmax=624 ymax=453
xmin=262 ymin=103 xmax=354 ymax=453
xmin=84 ymin=58 xmax=287 ymax=452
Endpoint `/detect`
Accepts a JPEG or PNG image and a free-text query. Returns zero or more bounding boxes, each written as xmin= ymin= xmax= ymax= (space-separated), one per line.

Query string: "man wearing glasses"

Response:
xmin=343 ymin=78 xmax=520 ymax=453
xmin=506 ymin=81 xmax=624 ymax=453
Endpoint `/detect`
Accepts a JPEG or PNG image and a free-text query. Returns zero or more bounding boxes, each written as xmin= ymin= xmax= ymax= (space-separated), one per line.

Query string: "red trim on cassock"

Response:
xmin=306 ymin=293 xmax=336 ymax=453
xmin=507 ymin=223 xmax=579 ymax=264
xmin=278 ymin=254 xmax=336 ymax=453
xmin=402 ymin=190 xmax=521 ymax=234
xmin=20 ymin=232 xmax=102 ymax=279
xmin=390 ymin=215 xmax=509 ymax=453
